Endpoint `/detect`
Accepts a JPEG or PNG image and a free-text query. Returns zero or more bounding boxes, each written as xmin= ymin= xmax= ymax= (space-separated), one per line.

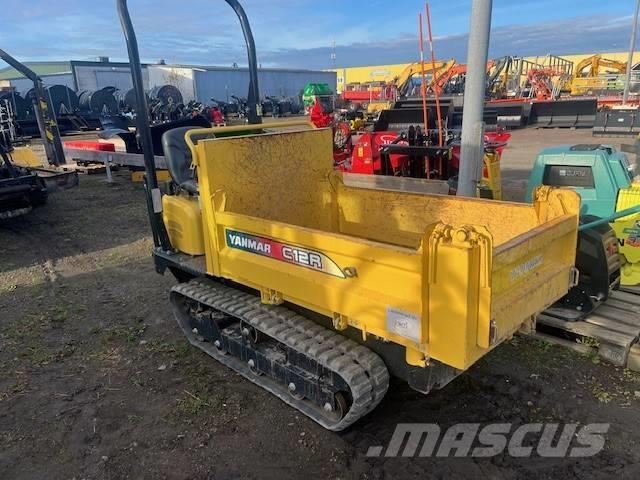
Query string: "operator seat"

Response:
xmin=162 ymin=126 xmax=213 ymax=195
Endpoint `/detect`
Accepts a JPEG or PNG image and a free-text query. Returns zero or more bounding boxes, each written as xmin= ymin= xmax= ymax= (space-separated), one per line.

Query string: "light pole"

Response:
xmin=623 ymin=0 xmax=640 ymax=104
xmin=458 ymin=0 xmax=493 ymax=197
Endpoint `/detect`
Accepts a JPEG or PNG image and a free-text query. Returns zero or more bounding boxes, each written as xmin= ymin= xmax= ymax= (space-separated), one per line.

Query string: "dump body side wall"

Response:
xmin=337 ymin=185 xmax=538 ymax=248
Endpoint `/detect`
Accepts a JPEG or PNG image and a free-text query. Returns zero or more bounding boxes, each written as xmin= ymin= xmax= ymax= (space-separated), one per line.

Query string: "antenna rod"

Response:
xmin=418 ymin=13 xmax=429 ymax=134
xmin=426 ymin=3 xmax=443 ymax=147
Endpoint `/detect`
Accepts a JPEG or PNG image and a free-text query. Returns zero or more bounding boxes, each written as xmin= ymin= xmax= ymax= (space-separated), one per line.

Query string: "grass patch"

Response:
xmin=50 ymin=306 xmax=69 ymax=324
xmin=144 ymin=340 xmax=191 ymax=359
xmin=5 ymin=304 xmax=74 ymax=342
xmin=623 ymin=369 xmax=640 ymax=383
xmin=177 ymin=389 xmax=213 ymax=416
xmin=593 ymin=384 xmax=613 ymax=404
xmin=18 ymin=346 xmax=54 ymax=366
xmin=127 ymin=414 xmax=143 ymax=424
xmin=1 ymin=284 xmax=18 ymax=293
xmin=577 ymin=337 xmax=601 ymax=364
xmin=102 ymin=324 xmax=147 ymax=344
xmin=90 ymin=346 xmax=123 ymax=364
xmin=5 ymin=314 xmax=49 ymax=341
xmin=175 ymin=377 xmax=220 ymax=416
xmin=89 ymin=325 xmax=103 ymax=335
xmin=533 ymin=339 xmax=553 ymax=352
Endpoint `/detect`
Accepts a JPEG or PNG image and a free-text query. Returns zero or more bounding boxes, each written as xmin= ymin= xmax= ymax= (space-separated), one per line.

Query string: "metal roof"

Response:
xmin=0 ymin=61 xmax=72 ymax=80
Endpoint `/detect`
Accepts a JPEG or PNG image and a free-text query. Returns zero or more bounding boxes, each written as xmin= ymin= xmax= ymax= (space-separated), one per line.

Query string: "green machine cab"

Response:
xmin=526 ymin=144 xmax=640 ymax=286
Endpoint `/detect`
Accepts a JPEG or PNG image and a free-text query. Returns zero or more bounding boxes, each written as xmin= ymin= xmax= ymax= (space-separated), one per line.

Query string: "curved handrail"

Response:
xmin=116 ymin=0 xmax=171 ymax=250
xmin=224 ymin=0 xmax=261 ymax=125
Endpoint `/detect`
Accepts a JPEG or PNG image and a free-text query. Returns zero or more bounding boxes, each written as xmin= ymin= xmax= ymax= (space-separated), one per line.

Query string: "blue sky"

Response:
xmin=0 ymin=0 xmax=638 ymax=70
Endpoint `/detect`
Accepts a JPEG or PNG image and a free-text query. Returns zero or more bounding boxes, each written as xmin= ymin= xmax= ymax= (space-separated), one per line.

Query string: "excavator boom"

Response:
xmin=395 ymin=59 xmax=455 ymax=97
xmin=0 ymin=49 xmax=66 ymax=166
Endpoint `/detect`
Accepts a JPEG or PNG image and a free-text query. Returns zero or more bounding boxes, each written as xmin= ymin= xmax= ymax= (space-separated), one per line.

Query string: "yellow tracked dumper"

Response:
xmin=117 ymin=0 xmax=581 ymax=430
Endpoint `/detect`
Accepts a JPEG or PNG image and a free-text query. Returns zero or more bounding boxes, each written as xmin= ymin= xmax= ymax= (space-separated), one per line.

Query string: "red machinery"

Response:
xmin=345 ymin=132 xmax=409 ymax=174
xmin=346 ymin=128 xmax=450 ymax=179
xmin=341 ymin=84 xmax=396 ymax=104
xmin=450 ymin=131 xmax=511 ymax=172
xmin=431 ymin=64 xmax=468 ymax=95
xmin=310 ymin=98 xmax=334 ymax=128
xmin=346 ymin=129 xmax=510 ymax=180
xmin=526 ymin=68 xmax=566 ymax=100
xmin=209 ymin=106 xmax=226 ymax=126
xmin=309 ymin=97 xmax=353 ymax=164
xmin=63 ymin=141 xmax=115 ymax=152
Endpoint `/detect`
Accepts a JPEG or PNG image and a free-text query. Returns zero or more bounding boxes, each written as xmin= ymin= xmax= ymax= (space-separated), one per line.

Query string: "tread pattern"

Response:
xmin=171 ymin=278 xmax=390 ymax=431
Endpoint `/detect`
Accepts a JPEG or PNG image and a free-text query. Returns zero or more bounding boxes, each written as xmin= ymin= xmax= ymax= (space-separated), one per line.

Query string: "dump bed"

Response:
xmin=187 ymin=127 xmax=580 ymax=371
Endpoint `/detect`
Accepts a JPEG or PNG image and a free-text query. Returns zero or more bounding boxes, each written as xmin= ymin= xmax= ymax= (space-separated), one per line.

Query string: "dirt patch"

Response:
xmin=2 ymin=171 xmax=640 ymax=479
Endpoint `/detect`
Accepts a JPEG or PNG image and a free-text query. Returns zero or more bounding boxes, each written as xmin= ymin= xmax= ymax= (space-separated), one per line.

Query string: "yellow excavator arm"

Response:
xmin=574 ymin=54 xmax=627 ymax=78
xmin=570 ymin=54 xmax=628 ymax=95
xmin=394 ymin=59 xmax=456 ymax=96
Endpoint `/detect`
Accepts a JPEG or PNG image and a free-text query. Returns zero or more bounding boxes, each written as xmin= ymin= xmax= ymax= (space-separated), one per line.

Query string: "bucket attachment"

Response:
xmin=593 ymin=108 xmax=640 ymax=137
xmin=492 ymin=102 xmax=528 ymax=128
xmin=450 ymin=106 xmax=498 ymax=131
xmin=31 ymin=168 xmax=79 ymax=193
xmin=374 ymin=101 xmax=453 ymax=132
xmin=529 ymin=98 xmax=597 ymax=128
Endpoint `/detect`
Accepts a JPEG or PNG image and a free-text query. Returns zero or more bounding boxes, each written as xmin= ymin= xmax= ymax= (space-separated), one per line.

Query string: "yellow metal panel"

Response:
xmin=216 ymin=211 xmax=425 ymax=350
xmin=425 ymin=225 xmax=491 ymax=367
xmin=198 ymin=129 xmax=336 ymax=232
xmin=614 ymin=184 xmax=640 ymax=285
xmin=336 ymin=182 xmax=538 ymax=248
xmin=188 ymin=129 xmax=580 ymax=371
xmin=162 ymin=195 xmax=205 ymax=256
xmin=332 ymin=63 xmax=414 ymax=93
xmin=481 ymin=152 xmax=502 ymax=200
xmin=131 ymin=170 xmax=171 ymax=183
xmin=187 ymin=120 xmax=318 ymax=277
xmin=10 ymin=147 xmax=43 ymax=168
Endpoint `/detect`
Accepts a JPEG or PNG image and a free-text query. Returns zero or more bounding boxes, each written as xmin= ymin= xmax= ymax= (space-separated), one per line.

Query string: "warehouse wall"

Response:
xmin=72 ymin=64 xmax=150 ymax=92
xmin=194 ymin=68 xmax=337 ymax=103
xmin=147 ymin=66 xmax=196 ymax=102
xmin=333 ymin=63 xmax=415 ymax=93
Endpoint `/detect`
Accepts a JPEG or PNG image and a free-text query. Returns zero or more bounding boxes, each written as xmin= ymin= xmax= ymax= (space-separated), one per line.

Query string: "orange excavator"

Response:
xmin=429 ymin=63 xmax=469 ymax=95
xmin=429 ymin=60 xmax=497 ymax=95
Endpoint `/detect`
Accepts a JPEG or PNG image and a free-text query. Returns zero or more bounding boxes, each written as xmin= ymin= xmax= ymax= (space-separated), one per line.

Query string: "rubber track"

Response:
xmin=171 ymin=277 xmax=390 ymax=431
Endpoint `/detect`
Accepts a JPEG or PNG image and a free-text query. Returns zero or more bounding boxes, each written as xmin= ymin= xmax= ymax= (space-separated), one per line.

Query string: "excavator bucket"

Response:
xmin=34 ymin=168 xmax=79 ymax=193
xmin=593 ymin=108 xmax=640 ymax=137
xmin=450 ymin=106 xmax=498 ymax=131
xmin=374 ymin=98 xmax=453 ymax=132
xmin=8 ymin=146 xmax=79 ymax=193
xmin=529 ymin=98 xmax=597 ymax=128
xmin=491 ymin=101 xmax=529 ymax=128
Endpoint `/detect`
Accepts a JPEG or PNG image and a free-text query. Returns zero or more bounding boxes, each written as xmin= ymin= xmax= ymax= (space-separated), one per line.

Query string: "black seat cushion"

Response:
xmin=161 ymin=127 xmax=201 ymax=194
